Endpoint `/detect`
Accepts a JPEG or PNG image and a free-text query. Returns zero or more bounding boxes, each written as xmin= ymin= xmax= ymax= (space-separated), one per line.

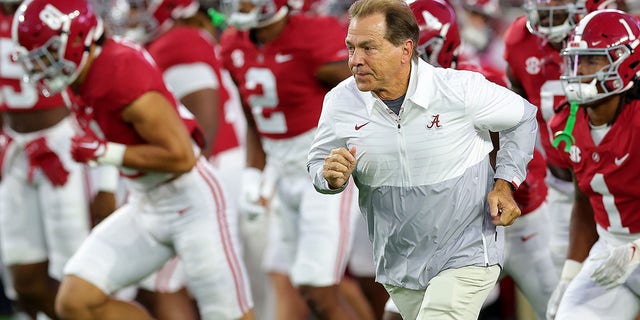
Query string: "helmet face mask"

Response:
xmin=94 ymin=0 xmax=198 ymax=43
xmin=220 ymin=0 xmax=288 ymax=30
xmin=97 ymin=0 xmax=157 ymax=43
xmin=12 ymin=0 xmax=104 ymax=97
xmin=524 ymin=0 xmax=585 ymax=43
xmin=561 ymin=47 xmax=628 ymax=103
xmin=14 ymin=36 xmax=77 ymax=97
xmin=560 ymin=9 xmax=640 ymax=104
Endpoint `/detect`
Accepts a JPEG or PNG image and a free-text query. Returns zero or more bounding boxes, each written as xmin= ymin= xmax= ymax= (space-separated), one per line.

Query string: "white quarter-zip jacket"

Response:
xmin=308 ymin=59 xmax=537 ymax=290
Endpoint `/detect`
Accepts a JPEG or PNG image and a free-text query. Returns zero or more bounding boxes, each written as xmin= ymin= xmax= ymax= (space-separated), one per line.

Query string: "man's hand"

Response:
xmin=488 ymin=179 xmax=520 ymax=226
xmin=547 ymin=259 xmax=582 ymax=320
xmin=24 ymin=137 xmax=69 ymax=186
xmin=323 ymin=146 xmax=356 ymax=189
xmin=71 ymin=132 xmax=107 ymax=164
xmin=591 ymin=240 xmax=640 ymax=288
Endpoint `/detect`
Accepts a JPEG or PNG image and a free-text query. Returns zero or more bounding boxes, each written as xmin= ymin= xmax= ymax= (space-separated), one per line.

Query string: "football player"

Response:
xmin=546 ymin=9 xmax=640 ymax=319
xmin=12 ymin=0 xmax=255 ymax=318
xmin=219 ymin=0 xmax=364 ymax=319
xmin=503 ymin=0 xmax=586 ymax=279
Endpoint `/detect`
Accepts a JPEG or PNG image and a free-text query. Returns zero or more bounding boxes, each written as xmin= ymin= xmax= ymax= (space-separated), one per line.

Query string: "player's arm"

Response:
xmin=180 ymin=88 xmax=219 ymax=157
xmin=121 ymin=91 xmax=197 ymax=173
xmin=243 ymin=100 xmax=266 ymax=170
xmin=316 ymin=60 xmax=352 ymax=88
xmin=567 ymin=170 xmax=598 ymax=262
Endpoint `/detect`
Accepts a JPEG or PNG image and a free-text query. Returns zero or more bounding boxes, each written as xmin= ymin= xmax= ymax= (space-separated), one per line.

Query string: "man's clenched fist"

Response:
xmin=323 ymin=146 xmax=357 ymax=189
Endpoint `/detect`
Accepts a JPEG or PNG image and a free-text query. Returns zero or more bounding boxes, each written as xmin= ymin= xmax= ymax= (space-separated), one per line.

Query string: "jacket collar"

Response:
xmin=359 ymin=58 xmax=434 ymax=116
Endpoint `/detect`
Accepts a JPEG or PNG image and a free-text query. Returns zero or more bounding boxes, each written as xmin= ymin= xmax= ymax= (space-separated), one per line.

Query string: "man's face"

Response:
xmin=345 ymin=13 xmax=405 ymax=97
xmin=536 ymin=0 xmax=574 ymax=27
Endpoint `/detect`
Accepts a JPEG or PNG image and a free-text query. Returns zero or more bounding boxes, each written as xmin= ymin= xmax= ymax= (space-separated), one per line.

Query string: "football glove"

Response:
xmin=239 ymin=167 xmax=276 ymax=220
xmin=24 ymin=136 xmax=69 ymax=186
xmin=591 ymin=240 xmax=640 ymax=288
xmin=546 ymin=259 xmax=582 ymax=320
xmin=71 ymin=133 xmax=107 ymax=164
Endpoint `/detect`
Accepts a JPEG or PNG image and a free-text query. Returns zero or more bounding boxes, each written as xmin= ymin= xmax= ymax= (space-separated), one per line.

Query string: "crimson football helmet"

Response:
xmin=524 ymin=0 xmax=585 ymax=43
xmin=12 ymin=0 xmax=104 ymax=97
xmin=220 ymin=0 xmax=289 ymax=30
xmin=408 ymin=0 xmax=460 ymax=68
xmin=584 ymin=0 xmax=627 ymax=13
xmin=560 ymin=9 xmax=640 ymax=103
xmin=94 ymin=0 xmax=198 ymax=43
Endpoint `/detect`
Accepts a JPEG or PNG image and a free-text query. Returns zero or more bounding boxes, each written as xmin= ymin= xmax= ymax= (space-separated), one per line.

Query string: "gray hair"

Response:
xmin=348 ymin=0 xmax=420 ymax=61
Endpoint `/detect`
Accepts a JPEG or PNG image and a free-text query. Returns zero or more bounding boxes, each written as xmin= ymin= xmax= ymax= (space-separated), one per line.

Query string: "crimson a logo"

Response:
xmin=426 ymin=114 xmax=442 ymax=129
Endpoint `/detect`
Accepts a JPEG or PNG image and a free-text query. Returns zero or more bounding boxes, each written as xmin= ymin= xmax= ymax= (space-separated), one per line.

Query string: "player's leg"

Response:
xmin=348 ymin=215 xmax=389 ymax=319
xmin=56 ymin=204 xmax=174 ymax=320
xmin=262 ymin=189 xmax=311 ymax=319
xmin=557 ymin=239 xmax=640 ymax=319
xmin=546 ymin=179 xmax=574 ymax=277
xmin=502 ymin=203 xmax=558 ymax=319
xmin=214 ymin=147 xmax=275 ymax=320
xmin=339 ymin=276 xmax=376 ymax=320
xmin=291 ymin=177 xmax=360 ymax=319
xmin=174 ymin=160 xmax=254 ymax=320
xmin=136 ymin=258 xmax=198 ymax=320
xmin=0 ymin=135 xmax=69 ymax=319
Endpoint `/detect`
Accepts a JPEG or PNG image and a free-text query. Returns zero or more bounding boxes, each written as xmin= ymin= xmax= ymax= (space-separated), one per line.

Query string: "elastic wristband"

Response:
xmin=93 ymin=165 xmax=120 ymax=193
xmin=561 ymin=259 xmax=582 ymax=281
xmin=96 ymin=142 xmax=126 ymax=166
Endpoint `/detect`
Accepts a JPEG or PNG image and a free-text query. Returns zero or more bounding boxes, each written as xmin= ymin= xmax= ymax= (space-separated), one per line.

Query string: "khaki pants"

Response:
xmin=385 ymin=265 xmax=500 ymax=320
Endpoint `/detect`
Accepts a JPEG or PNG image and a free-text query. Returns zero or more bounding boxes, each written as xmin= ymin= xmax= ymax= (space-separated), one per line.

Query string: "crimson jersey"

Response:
xmin=504 ymin=16 xmax=565 ymax=158
xmin=220 ymin=14 xmax=348 ymax=139
xmin=458 ymin=62 xmax=548 ymax=215
xmin=146 ymin=26 xmax=240 ymax=156
xmin=76 ymin=38 xmax=203 ymax=147
xmin=0 ymin=12 xmax=67 ymax=112
xmin=548 ymin=100 xmax=640 ymax=233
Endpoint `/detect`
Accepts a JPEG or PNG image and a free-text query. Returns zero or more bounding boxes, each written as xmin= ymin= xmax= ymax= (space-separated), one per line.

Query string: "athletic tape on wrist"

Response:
xmin=97 ymin=142 xmax=126 ymax=166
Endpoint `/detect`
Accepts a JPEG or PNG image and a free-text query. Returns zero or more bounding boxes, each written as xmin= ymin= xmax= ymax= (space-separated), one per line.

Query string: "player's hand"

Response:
xmin=591 ymin=241 xmax=640 ymax=288
xmin=71 ymin=132 xmax=107 ymax=164
xmin=488 ymin=179 xmax=520 ymax=226
xmin=24 ymin=136 xmax=69 ymax=186
xmin=323 ymin=146 xmax=356 ymax=189
xmin=546 ymin=259 xmax=582 ymax=320
xmin=239 ymin=167 xmax=275 ymax=220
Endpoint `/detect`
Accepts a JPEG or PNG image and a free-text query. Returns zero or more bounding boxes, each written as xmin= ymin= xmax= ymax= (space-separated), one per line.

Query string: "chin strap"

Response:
xmin=552 ymin=100 xmax=579 ymax=153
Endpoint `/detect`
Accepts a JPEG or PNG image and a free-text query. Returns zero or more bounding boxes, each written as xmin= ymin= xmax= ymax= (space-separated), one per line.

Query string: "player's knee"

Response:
xmin=10 ymin=263 xmax=50 ymax=302
xmin=55 ymin=276 xmax=104 ymax=319
xmin=55 ymin=289 xmax=85 ymax=319
xmin=298 ymin=285 xmax=340 ymax=316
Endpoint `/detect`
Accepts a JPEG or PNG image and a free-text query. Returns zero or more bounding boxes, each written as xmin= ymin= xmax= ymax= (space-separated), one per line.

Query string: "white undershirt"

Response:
xmin=589 ymin=122 xmax=610 ymax=146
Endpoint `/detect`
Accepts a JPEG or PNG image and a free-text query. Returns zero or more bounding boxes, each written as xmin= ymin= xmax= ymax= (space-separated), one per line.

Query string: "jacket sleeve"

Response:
xmin=307 ymin=91 xmax=348 ymax=194
xmin=494 ymin=99 xmax=537 ymax=188
xmin=465 ymin=72 xmax=538 ymax=188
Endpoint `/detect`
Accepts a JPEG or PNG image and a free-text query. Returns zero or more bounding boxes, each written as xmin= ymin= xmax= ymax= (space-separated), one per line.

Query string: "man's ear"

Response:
xmin=402 ymin=39 xmax=414 ymax=64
